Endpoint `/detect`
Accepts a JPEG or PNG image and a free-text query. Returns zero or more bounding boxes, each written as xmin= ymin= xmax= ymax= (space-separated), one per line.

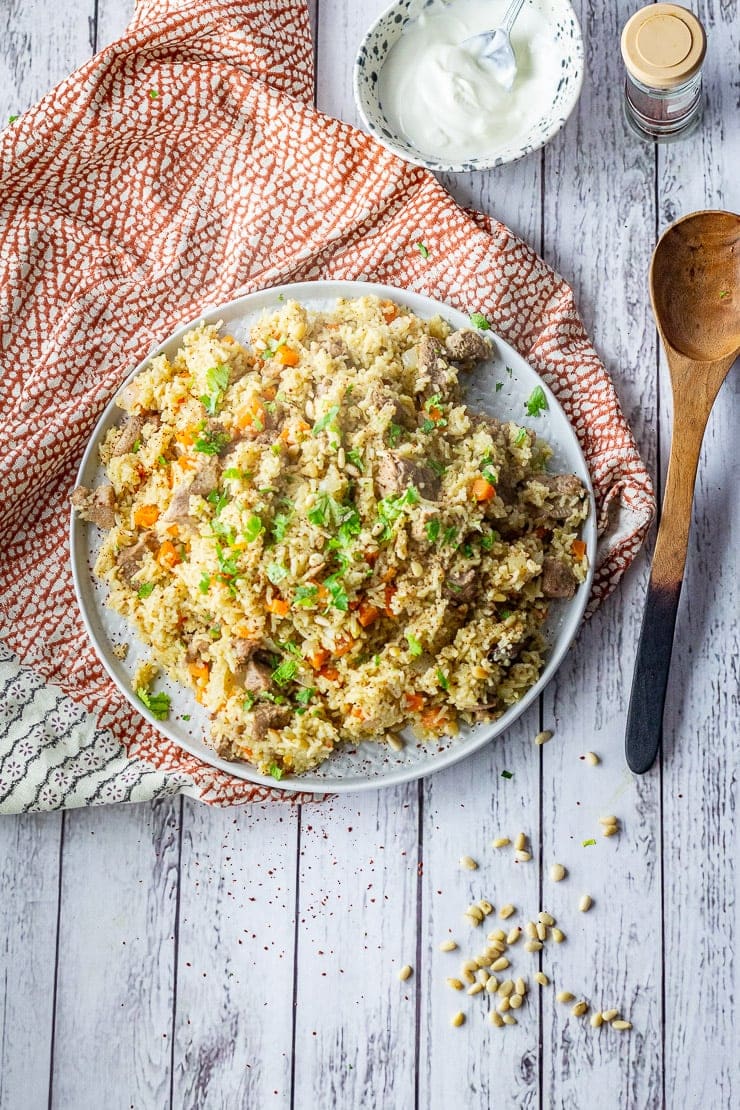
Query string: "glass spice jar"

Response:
xmin=621 ymin=4 xmax=707 ymax=142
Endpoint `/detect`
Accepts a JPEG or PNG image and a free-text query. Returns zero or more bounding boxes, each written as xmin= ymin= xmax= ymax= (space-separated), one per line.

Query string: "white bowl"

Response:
xmin=353 ymin=0 xmax=585 ymax=172
xmin=70 ymin=280 xmax=596 ymax=794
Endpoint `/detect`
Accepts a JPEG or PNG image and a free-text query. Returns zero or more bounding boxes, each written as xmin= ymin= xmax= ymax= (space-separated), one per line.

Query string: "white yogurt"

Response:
xmin=378 ymin=0 xmax=562 ymax=163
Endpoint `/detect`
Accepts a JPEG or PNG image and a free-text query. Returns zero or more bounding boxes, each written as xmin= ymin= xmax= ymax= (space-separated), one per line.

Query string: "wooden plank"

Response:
xmin=659 ymin=2 xmax=740 ymax=1102
xmin=49 ymin=799 xmax=180 ymax=1110
xmin=419 ymin=708 xmax=543 ymax=1109
xmin=0 ymin=812 xmax=62 ymax=1110
xmin=290 ymin=786 xmax=419 ymax=1110
xmin=171 ymin=798 xmax=299 ymax=1109
xmin=95 ymin=0 xmax=133 ymax=50
xmin=0 ymin=0 xmax=93 ymax=121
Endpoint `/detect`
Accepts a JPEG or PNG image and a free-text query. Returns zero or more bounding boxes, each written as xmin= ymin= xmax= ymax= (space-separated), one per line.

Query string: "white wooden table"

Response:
xmin=1 ymin=2 xmax=738 ymax=1108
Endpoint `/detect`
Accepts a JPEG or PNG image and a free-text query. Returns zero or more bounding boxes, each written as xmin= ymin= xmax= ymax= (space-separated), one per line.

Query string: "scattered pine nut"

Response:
xmin=497 ymin=996 xmax=511 ymax=1013
xmin=599 ymin=816 xmax=618 ymax=826
xmin=551 ymin=927 xmax=566 ymax=943
xmin=509 ymin=993 xmax=523 ymax=1009
xmin=538 ymin=911 xmax=555 ymax=925
xmin=534 ymin=729 xmax=553 ymax=746
xmin=490 ymin=1010 xmax=504 ymax=1026
xmin=446 ymin=977 xmax=464 ymax=991
xmin=590 ymin=1012 xmax=603 ymax=1028
xmin=502 ymin=1014 xmax=517 ymax=1025
xmin=524 ymin=940 xmax=543 ymax=952
xmin=387 ymin=735 xmax=405 ymax=752
xmin=451 ymin=1012 xmax=465 ymax=1027
xmin=487 ymin=941 xmax=506 ymax=956
xmin=514 ymin=832 xmax=528 ymax=851
xmin=499 ymin=903 xmax=516 ymax=919
xmin=612 ymin=1020 xmax=632 ymax=1030
xmin=572 ymin=1001 xmax=589 ymax=1017
xmin=515 ymin=850 xmax=532 ymax=862
xmin=578 ymin=895 xmax=593 ymax=913
xmin=465 ymin=904 xmax=484 ymax=925
xmin=398 ymin=965 xmax=413 ymax=981
xmin=477 ymin=899 xmax=494 ymax=916
xmin=467 ymin=982 xmax=484 ymax=995
xmin=536 ymin=922 xmax=548 ymax=941
xmin=515 ymin=977 xmax=527 ymax=996
xmin=474 ymin=955 xmax=491 ymax=969
xmin=535 ymin=972 xmax=549 ymax=987
xmin=525 ymin=921 xmax=538 ymax=939
xmin=492 ymin=837 xmax=511 ymax=849
xmin=584 ymin=751 xmax=600 ymax=765
xmin=439 ymin=939 xmax=458 ymax=952
xmin=506 ymin=926 xmax=522 ymax=945
xmin=498 ymin=979 xmax=515 ymax=997
xmin=602 ymin=825 xmax=618 ymax=837
xmin=556 ymin=991 xmax=575 ymax=1003
xmin=460 ymin=855 xmax=478 ymax=871
xmin=477 ymin=969 xmax=490 ymax=986
xmin=601 ymin=1009 xmax=620 ymax=1022
xmin=486 ymin=976 xmax=499 ymax=994
xmin=550 ymin=863 xmax=567 ymax=882
xmin=488 ymin=928 xmax=507 ymax=943
xmin=461 ymin=969 xmax=475 ymax=985
xmin=491 ymin=956 xmax=510 ymax=972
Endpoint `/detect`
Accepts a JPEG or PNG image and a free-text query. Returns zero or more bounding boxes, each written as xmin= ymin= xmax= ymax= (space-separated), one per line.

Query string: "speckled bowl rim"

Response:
xmin=353 ymin=0 xmax=585 ymax=172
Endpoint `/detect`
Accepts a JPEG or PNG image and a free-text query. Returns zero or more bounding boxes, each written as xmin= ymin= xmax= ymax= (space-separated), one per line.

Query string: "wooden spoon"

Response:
xmin=626 ymin=210 xmax=740 ymax=774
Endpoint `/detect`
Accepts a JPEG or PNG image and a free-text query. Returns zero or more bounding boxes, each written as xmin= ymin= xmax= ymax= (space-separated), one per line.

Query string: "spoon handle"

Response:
xmin=502 ymin=0 xmax=527 ymax=33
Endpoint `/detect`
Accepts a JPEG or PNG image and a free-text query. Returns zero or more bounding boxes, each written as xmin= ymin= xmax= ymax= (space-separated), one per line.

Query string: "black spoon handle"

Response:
xmin=625 ymin=576 xmax=682 ymax=774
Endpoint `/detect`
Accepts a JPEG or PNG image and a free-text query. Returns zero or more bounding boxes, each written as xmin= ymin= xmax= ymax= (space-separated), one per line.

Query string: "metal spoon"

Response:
xmin=625 ymin=210 xmax=740 ymax=774
xmin=462 ymin=0 xmax=527 ymax=91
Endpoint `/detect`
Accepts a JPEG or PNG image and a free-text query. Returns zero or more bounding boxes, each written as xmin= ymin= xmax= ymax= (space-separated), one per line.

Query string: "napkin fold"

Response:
xmin=0 ymin=0 xmax=654 ymax=813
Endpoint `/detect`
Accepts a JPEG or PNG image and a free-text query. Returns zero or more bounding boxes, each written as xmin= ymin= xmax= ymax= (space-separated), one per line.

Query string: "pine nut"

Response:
xmin=477 ymin=969 xmax=490 ymax=986
xmin=534 ymin=730 xmax=553 ymax=745
xmin=467 ymin=982 xmax=484 ymax=995
xmin=572 ymin=1001 xmax=589 ymax=1017
xmin=525 ymin=921 xmax=538 ymax=939
xmin=509 ymin=994 xmax=523 ymax=1009
xmin=585 ymin=751 xmax=600 ymax=765
xmin=599 ymin=816 xmax=618 ymax=826
xmin=538 ymin=911 xmax=555 ymax=925
xmin=473 ymin=955 xmax=490 ymax=969
xmin=524 ymin=940 xmax=543 ymax=952
xmin=535 ymin=972 xmax=549 ymax=987
xmin=387 ymin=735 xmax=405 ymax=752
xmin=492 ymin=837 xmax=511 ymax=848
xmin=497 ymin=996 xmax=511 ymax=1013
xmin=551 ymin=928 xmax=565 ymax=943
xmin=487 ymin=942 xmax=506 ymax=956
xmin=451 ymin=1012 xmax=465 ymax=1027
xmin=502 ymin=1014 xmax=517 ymax=1025
xmin=465 ymin=905 xmax=484 ymax=925
xmin=439 ymin=939 xmax=458 ymax=952
xmin=477 ymin=899 xmax=494 ymax=916
xmin=486 ymin=976 xmax=499 ymax=994
xmin=612 ymin=1020 xmax=632 ymax=1030
xmin=398 ymin=965 xmax=413 ymax=981
xmin=489 ymin=928 xmax=507 ymax=943
xmin=550 ymin=863 xmax=566 ymax=882
xmin=602 ymin=825 xmax=618 ymax=837
xmin=506 ymin=927 xmax=522 ymax=945
xmin=515 ymin=850 xmax=532 ymax=862
xmin=578 ymin=895 xmax=593 ymax=913
xmin=490 ymin=1010 xmax=504 ymax=1026
xmin=446 ymin=978 xmax=464 ymax=991
xmin=601 ymin=1009 xmax=620 ymax=1022
xmin=491 ymin=956 xmax=510 ymax=972
xmin=556 ymin=991 xmax=575 ymax=1003
xmin=461 ymin=970 xmax=475 ymax=985
xmin=460 ymin=855 xmax=478 ymax=870
xmin=515 ymin=977 xmax=527 ymax=996
xmin=590 ymin=1012 xmax=603 ymax=1028
xmin=514 ymin=832 xmax=528 ymax=851
xmin=499 ymin=903 xmax=516 ymax=919
xmin=536 ymin=923 xmax=548 ymax=941
xmin=498 ymin=979 xmax=514 ymax=997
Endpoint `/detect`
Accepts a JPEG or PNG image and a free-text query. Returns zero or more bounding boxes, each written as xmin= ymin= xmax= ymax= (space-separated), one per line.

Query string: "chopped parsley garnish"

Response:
xmin=495 ymin=382 xmax=503 ymax=393
xmin=8 ymin=115 xmax=19 ymax=124
xmin=427 ymin=459 xmax=446 ymax=476
xmin=209 ymin=625 xmax=221 ymax=639
xmin=269 ymin=763 xmax=284 ymax=781
xmin=243 ymin=692 xmax=256 ymax=711
xmin=243 ymin=514 xmax=264 ymax=543
xmin=514 ymin=427 xmax=528 ymax=446
xmin=132 ymin=439 xmax=141 ymax=453
xmin=480 ymin=533 xmax=495 ymax=551
xmin=272 ymin=510 xmax=292 ymax=542
xmin=480 ymin=453 xmax=499 ymax=485
xmin=137 ymin=582 xmax=154 ymax=599
xmin=181 ymin=714 xmax=190 ymax=721
xmin=377 ymin=486 xmax=420 ymax=541
xmin=525 ymin=385 xmax=548 ymax=417
xmin=294 ymin=584 xmax=318 ymax=608
xmin=406 ymin=633 xmax=422 ymax=657
xmin=421 ymin=419 xmax=436 ymax=434
xmin=506 ymin=366 xmax=513 ymax=377
xmin=462 ymin=543 xmax=473 ymax=558
xmin=323 ymin=573 xmax=349 ymax=612
xmin=416 ymin=241 xmax=430 ymax=258
xmin=346 ymin=449 xmax=365 ymax=471
xmin=260 ymin=337 xmax=285 ymax=360
xmin=272 ymin=657 xmax=299 ymax=687
xmin=267 ymin=562 xmax=288 ymax=585
xmin=388 ymin=422 xmax=403 ymax=447
xmin=222 ymin=467 xmax=244 ymax=481
xmin=194 ymin=429 xmax=230 ymax=455
xmin=442 ymin=526 xmax=458 ymax=547
xmin=424 ymin=393 xmax=443 ymax=412
xmin=436 ymin=668 xmax=449 ymax=691
xmin=582 ymin=838 xmax=597 ymax=847
xmin=470 ymin=311 xmax=491 ymax=331
xmin=312 ymin=405 xmax=340 ymax=436
xmin=425 ymin=518 xmax=441 ymax=543
xmin=136 ymin=687 xmax=171 ymax=720
xmin=206 ymin=488 xmax=229 ymax=515
xmin=295 ymin=687 xmax=315 ymax=707
xmin=501 ymin=769 xmax=513 ymax=779
xmin=499 ymin=609 xmax=512 ymax=619
xmin=157 ymin=454 xmax=168 ymax=467
xmin=199 ymin=364 xmax=229 ymax=415
xmin=308 ymin=493 xmax=341 ymax=527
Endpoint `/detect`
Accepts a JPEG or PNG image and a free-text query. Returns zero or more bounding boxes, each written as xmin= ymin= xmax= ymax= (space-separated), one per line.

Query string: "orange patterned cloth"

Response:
xmin=0 ymin=0 xmax=654 ymax=811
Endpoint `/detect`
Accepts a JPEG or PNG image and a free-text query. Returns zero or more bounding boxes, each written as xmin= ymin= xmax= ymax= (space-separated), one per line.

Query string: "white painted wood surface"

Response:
xmin=1 ymin=1 xmax=738 ymax=1108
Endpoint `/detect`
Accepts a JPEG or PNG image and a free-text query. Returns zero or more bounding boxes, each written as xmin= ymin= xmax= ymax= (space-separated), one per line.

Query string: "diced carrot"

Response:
xmin=364 ymin=550 xmax=378 ymax=566
xmin=351 ymin=706 xmax=366 ymax=720
xmin=274 ymin=346 xmax=300 ymax=367
xmin=326 ymin=323 xmax=340 ymax=331
xmin=471 ymin=477 xmax=496 ymax=502
xmin=166 ymin=524 xmax=179 ymax=538
xmin=310 ymin=648 xmax=331 ymax=670
xmin=334 ymin=636 xmax=355 ymax=658
xmin=317 ymin=584 xmax=330 ymax=604
xmin=134 ymin=504 xmax=160 ymax=528
xmin=404 ymin=692 xmax=425 ymax=712
xmin=381 ymin=300 xmax=399 ymax=323
xmin=236 ymin=401 xmax=266 ymax=431
xmin=572 ymin=539 xmax=587 ymax=559
xmin=381 ymin=567 xmax=397 ymax=584
xmin=384 ymin=584 xmax=397 ymax=617
xmin=156 ymin=539 xmax=180 ymax=568
xmin=177 ymin=455 xmax=196 ymax=471
xmin=320 ymin=665 xmax=339 ymax=682
xmin=262 ymin=385 xmax=277 ymax=401
xmin=188 ymin=660 xmax=210 ymax=703
xmin=428 ymin=406 xmax=443 ymax=422
xmin=358 ymin=601 xmax=380 ymax=628
xmin=266 ymin=597 xmax=289 ymax=617
xmin=422 ymin=706 xmax=447 ymax=730
xmin=175 ymin=427 xmax=196 ymax=446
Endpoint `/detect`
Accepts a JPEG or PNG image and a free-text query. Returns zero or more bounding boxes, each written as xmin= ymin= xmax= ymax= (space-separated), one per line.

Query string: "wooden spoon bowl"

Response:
xmin=626 ymin=210 xmax=740 ymax=774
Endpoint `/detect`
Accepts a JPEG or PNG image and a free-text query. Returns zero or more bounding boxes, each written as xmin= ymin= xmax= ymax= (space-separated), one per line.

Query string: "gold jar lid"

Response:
xmin=621 ymin=4 xmax=706 ymax=89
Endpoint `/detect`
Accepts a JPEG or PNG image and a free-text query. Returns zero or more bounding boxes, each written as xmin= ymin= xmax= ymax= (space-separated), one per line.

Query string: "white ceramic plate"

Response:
xmin=70 ymin=280 xmax=596 ymax=794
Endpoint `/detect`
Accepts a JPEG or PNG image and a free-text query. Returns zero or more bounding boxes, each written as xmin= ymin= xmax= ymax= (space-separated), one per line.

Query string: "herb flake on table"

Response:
xmin=582 ymin=838 xmax=597 ymax=847
xmin=136 ymin=687 xmax=171 ymax=720
xmin=148 ymin=88 xmax=159 ymax=99
xmin=501 ymin=769 xmax=513 ymax=779
xmin=416 ymin=241 xmax=430 ymax=258
xmin=525 ymin=385 xmax=548 ymax=417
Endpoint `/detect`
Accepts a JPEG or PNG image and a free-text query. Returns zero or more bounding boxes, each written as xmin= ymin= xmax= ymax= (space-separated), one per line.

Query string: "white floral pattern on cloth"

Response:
xmin=0 ymin=0 xmax=655 ymax=813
